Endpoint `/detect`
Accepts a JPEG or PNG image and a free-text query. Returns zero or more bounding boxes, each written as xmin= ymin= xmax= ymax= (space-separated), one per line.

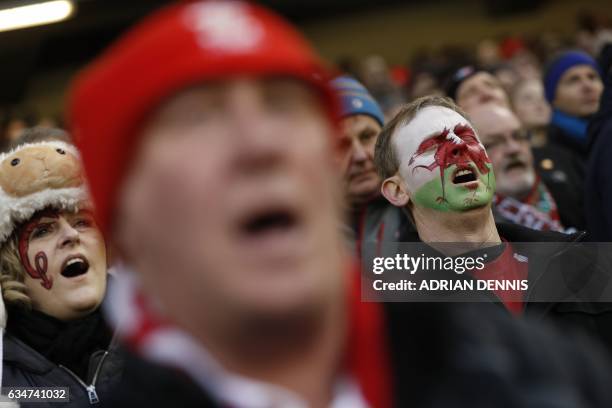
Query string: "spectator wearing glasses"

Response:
xmin=468 ymin=104 xmax=585 ymax=232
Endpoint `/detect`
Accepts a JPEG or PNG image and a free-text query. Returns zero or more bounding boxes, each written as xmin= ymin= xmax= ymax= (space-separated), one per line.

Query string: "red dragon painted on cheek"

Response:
xmin=408 ymin=124 xmax=492 ymax=203
xmin=17 ymin=209 xmax=59 ymax=290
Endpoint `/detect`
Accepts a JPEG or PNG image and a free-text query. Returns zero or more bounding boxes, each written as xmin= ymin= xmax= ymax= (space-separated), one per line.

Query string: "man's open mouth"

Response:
xmin=240 ymin=206 xmax=300 ymax=238
xmin=61 ymin=255 xmax=90 ymax=278
xmin=452 ymin=166 xmax=478 ymax=184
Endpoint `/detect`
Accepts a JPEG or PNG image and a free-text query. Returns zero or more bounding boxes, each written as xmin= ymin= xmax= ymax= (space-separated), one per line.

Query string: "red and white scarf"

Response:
xmin=104 ymin=266 xmax=393 ymax=408
xmin=493 ymin=177 xmax=566 ymax=232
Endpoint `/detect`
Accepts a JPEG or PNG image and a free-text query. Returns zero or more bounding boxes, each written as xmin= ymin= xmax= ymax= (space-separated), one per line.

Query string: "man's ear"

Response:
xmin=381 ymin=175 xmax=410 ymax=207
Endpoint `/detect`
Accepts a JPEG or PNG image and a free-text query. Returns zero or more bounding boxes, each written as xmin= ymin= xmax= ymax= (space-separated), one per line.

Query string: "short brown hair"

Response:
xmin=374 ymin=95 xmax=469 ymax=180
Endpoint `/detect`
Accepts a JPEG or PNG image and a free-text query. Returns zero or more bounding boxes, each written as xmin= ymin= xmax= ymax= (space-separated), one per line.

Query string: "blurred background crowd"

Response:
xmin=1 ymin=0 xmax=611 ymax=146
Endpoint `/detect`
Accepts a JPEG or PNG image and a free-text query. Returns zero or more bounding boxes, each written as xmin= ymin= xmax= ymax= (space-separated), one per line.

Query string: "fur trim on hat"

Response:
xmin=0 ymin=141 xmax=89 ymax=246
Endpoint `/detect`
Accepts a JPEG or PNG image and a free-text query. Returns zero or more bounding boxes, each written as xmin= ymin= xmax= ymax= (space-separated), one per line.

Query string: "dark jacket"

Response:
xmin=586 ymin=43 xmax=612 ymax=241
xmin=532 ymin=144 xmax=586 ymax=230
xmin=400 ymin=222 xmax=612 ymax=357
xmin=2 ymin=277 xmax=125 ymax=407
xmin=2 ymin=333 xmax=124 ymax=407
xmin=547 ymin=123 xmax=589 ymax=173
xmin=104 ymin=301 xmax=612 ymax=407
xmin=349 ymin=196 xmax=413 ymax=258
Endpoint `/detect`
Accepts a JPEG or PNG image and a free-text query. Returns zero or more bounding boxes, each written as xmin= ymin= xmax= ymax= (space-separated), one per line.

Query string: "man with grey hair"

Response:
xmin=468 ymin=104 xmax=585 ymax=232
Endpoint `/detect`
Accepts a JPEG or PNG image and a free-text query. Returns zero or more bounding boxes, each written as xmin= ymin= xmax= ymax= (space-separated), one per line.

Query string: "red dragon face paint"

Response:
xmin=394 ymin=106 xmax=496 ymax=212
xmin=17 ymin=209 xmax=59 ymax=290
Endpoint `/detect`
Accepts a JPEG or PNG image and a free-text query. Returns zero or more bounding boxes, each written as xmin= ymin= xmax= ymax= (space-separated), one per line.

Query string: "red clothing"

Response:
xmin=347 ymin=263 xmax=393 ymax=408
xmin=471 ymin=242 xmax=529 ymax=316
xmin=120 ymin=265 xmax=394 ymax=408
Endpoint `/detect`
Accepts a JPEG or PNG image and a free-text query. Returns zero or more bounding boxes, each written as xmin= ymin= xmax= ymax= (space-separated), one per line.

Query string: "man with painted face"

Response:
xmin=376 ymin=96 xmax=498 ymax=243
xmin=468 ymin=104 xmax=585 ymax=232
xmin=0 ymin=139 xmax=123 ymax=407
xmin=68 ymin=2 xmax=612 ymax=407
xmin=331 ymin=76 xmax=411 ymax=255
xmin=376 ymin=95 xmax=612 ymax=353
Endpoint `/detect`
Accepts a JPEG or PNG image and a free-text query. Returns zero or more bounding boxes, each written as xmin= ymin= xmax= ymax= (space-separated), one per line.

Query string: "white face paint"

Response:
xmin=393 ymin=106 xmax=487 ymax=193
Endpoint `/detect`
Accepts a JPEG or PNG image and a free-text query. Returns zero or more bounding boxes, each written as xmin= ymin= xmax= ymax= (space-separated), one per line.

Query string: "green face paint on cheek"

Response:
xmin=411 ymin=164 xmax=496 ymax=212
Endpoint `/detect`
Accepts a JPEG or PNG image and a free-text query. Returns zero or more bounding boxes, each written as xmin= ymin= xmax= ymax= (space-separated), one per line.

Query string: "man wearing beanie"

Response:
xmin=68 ymin=2 xmax=612 ymax=407
xmin=544 ymin=50 xmax=603 ymax=166
xmin=331 ymin=76 xmax=411 ymax=256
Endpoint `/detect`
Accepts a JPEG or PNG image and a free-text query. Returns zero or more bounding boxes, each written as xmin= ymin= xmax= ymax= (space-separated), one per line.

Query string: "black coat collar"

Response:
xmin=3 ymin=334 xmax=55 ymax=375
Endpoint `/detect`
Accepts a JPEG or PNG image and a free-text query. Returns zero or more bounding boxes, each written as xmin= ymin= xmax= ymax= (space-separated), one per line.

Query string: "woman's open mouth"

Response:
xmin=61 ymin=255 xmax=90 ymax=278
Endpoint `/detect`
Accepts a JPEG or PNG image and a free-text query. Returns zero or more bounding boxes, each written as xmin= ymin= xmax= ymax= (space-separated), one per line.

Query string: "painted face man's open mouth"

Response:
xmin=61 ymin=255 xmax=90 ymax=278
xmin=452 ymin=165 xmax=478 ymax=184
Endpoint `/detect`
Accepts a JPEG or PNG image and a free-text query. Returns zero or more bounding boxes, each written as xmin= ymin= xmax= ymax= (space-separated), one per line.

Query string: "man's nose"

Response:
xmin=479 ymin=89 xmax=495 ymax=103
xmin=230 ymin=85 xmax=286 ymax=173
xmin=351 ymin=140 xmax=368 ymax=164
xmin=450 ymin=142 xmax=468 ymax=158
xmin=581 ymin=78 xmax=599 ymax=94
xmin=504 ymin=137 xmax=522 ymax=154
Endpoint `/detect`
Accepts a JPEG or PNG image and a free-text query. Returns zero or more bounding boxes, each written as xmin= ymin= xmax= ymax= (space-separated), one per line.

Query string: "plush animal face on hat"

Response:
xmin=0 ymin=145 xmax=82 ymax=198
xmin=0 ymin=141 xmax=107 ymax=322
xmin=0 ymin=141 xmax=87 ymax=244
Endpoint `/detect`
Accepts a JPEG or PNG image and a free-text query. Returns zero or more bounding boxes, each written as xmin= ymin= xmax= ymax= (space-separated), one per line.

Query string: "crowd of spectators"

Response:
xmin=1 ymin=2 xmax=612 ymax=407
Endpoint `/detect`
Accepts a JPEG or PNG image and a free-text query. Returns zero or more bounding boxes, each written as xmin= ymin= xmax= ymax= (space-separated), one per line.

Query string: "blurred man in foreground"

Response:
xmin=468 ymin=104 xmax=585 ymax=231
xmin=69 ymin=2 xmax=612 ymax=407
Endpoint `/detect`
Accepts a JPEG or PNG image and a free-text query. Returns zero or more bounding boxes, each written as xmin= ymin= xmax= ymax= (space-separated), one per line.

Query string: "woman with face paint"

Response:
xmin=0 ymin=140 xmax=123 ymax=407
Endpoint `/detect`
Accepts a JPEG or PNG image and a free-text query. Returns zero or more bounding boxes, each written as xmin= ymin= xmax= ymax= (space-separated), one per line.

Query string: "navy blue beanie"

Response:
xmin=330 ymin=76 xmax=385 ymax=126
xmin=544 ymin=50 xmax=601 ymax=103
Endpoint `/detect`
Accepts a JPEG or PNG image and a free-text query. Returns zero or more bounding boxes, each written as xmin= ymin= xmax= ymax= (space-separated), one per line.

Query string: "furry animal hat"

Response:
xmin=0 ymin=141 xmax=89 ymax=246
